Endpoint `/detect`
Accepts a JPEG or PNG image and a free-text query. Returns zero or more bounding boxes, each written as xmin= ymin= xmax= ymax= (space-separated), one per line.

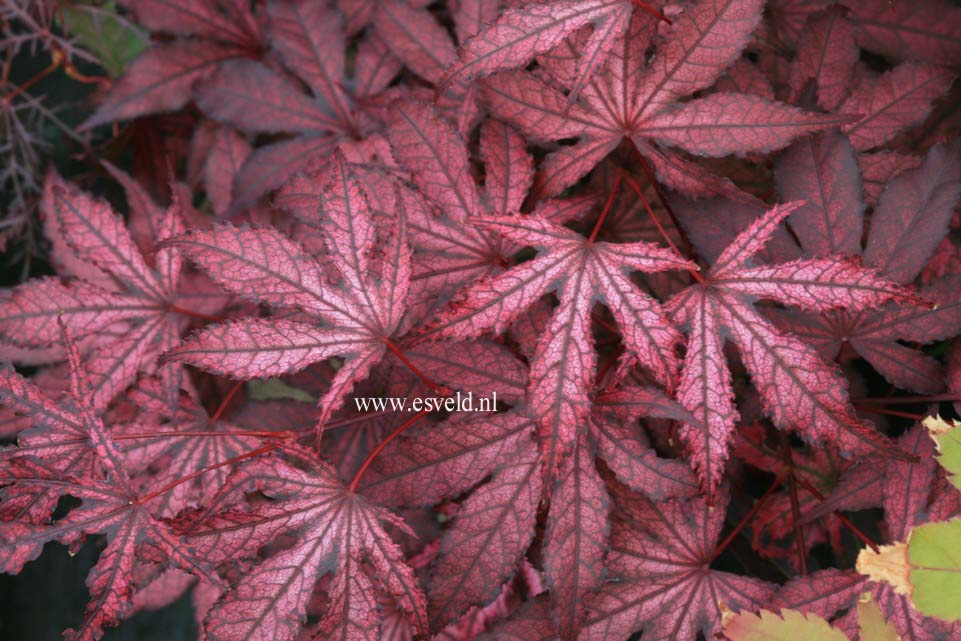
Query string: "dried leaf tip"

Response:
xmin=923 ymin=414 xmax=958 ymax=436
xmin=856 ymin=542 xmax=912 ymax=596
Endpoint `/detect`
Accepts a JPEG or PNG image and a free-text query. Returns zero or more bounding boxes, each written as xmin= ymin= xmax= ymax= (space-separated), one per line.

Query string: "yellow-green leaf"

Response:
xmin=924 ymin=415 xmax=961 ymax=492
xmin=907 ymin=518 xmax=961 ymax=622
xmin=723 ymin=608 xmax=850 ymax=641
xmin=858 ymin=593 xmax=901 ymax=641
xmin=247 ymin=378 xmax=316 ymax=403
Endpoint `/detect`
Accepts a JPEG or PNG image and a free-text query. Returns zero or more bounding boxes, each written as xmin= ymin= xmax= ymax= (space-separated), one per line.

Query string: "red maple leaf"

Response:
xmin=425 ymin=207 xmax=693 ymax=479
xmin=165 ymin=150 xmax=411 ymax=429
xmin=478 ymin=0 xmax=849 ymax=199
xmin=481 ymin=489 xmax=775 ymax=641
xmin=0 ymin=334 xmax=220 ymax=641
xmin=666 ymin=201 xmax=917 ymax=493
xmin=179 ymin=456 xmax=427 ymax=641
xmin=0 ymin=172 xmax=223 ymax=409
xmin=773 ymin=137 xmax=961 ymax=393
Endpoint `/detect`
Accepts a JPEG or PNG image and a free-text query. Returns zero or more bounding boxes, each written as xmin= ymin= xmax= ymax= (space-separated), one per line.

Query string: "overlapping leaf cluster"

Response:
xmin=2 ymin=1 xmax=961 ymax=641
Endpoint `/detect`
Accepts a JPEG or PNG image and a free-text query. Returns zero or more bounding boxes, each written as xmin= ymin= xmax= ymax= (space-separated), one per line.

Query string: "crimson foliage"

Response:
xmin=2 ymin=1 xmax=961 ymax=641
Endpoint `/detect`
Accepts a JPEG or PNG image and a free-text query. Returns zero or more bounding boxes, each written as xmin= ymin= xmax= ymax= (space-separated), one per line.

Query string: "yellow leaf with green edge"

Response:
xmin=723 ymin=608 xmax=850 ymax=641
xmin=59 ymin=2 xmax=147 ymax=77
xmin=924 ymin=415 xmax=961 ymax=492
xmin=247 ymin=378 xmax=316 ymax=403
xmin=858 ymin=593 xmax=901 ymax=641
xmin=907 ymin=518 xmax=961 ymax=622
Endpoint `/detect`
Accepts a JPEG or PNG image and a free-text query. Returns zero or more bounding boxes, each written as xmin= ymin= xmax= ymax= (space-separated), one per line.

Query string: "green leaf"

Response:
xmin=247 ymin=378 xmax=316 ymax=403
xmin=723 ymin=608 xmax=850 ymax=641
xmin=907 ymin=518 xmax=961 ymax=622
xmin=924 ymin=415 xmax=961 ymax=492
xmin=858 ymin=593 xmax=901 ymax=641
xmin=60 ymin=2 xmax=147 ymax=77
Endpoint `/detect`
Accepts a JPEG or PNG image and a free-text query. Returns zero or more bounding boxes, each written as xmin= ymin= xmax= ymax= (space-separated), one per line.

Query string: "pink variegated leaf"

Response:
xmin=544 ymin=433 xmax=609 ymax=641
xmin=0 ymin=175 xmax=206 ymax=408
xmin=846 ymin=0 xmax=961 ymax=66
xmin=429 ymin=441 xmax=542 ymax=629
xmin=864 ymin=142 xmax=961 ymax=283
xmin=196 ymin=60 xmax=342 ymax=135
xmin=361 ymin=411 xmax=536 ymax=507
xmin=166 ymin=318 xmax=371 ymax=379
xmin=776 ymin=130 xmax=864 ymax=257
xmin=640 ymin=93 xmax=856 ymax=158
xmin=402 ymin=339 xmax=528 ymax=403
xmin=49 ymin=181 xmax=163 ymax=298
xmin=440 ymin=0 xmax=634 ymax=97
xmin=635 ymin=0 xmax=763 ymax=114
xmin=83 ymin=42 xmax=247 ymax=128
xmin=163 ymin=223 xmax=346 ymax=319
xmin=168 ymin=151 xmax=411 ymax=428
xmin=589 ymin=409 xmax=699 ymax=500
xmin=204 ymin=127 xmax=252 ymax=218
xmin=1 ymin=342 xmax=219 ymax=640
xmin=230 ymin=134 xmax=339 ymax=213
xmin=319 ymin=151 xmax=378 ymax=293
xmin=576 ymin=490 xmax=774 ymax=641
xmin=426 ymin=212 xmax=691 ymax=479
xmin=787 ymin=7 xmax=858 ymax=111
xmin=714 ymin=259 xmax=918 ymax=311
xmin=669 ymin=202 xmax=912 ymax=492
xmin=373 ymin=0 xmax=456 ymax=85
xmin=840 ymin=63 xmax=956 ymax=152
xmin=123 ymin=381 xmax=263 ymax=517
xmin=670 ymin=288 xmax=739 ymax=493
xmin=267 ymin=0 xmax=354 ymax=128
xmin=482 ymin=0 xmax=846 ymax=199
xmin=100 ymin=160 xmax=166 ymax=256
xmin=0 ymin=279 xmax=150 ymax=348
xmin=479 ymin=119 xmax=535 ymax=216
xmin=188 ymin=458 xmax=426 ymax=641
xmin=387 ymin=99 xmax=483 ymax=222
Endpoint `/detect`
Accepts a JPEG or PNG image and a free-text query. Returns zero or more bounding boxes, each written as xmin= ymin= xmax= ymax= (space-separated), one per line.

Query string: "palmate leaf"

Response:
xmin=0 ymin=335 xmax=218 ymax=641
xmin=481 ymin=489 xmax=775 ymax=641
xmin=166 ymin=150 xmax=411 ymax=429
xmin=182 ymin=0 xmax=402 ymax=211
xmin=6 ymin=3 xmax=961 ymax=641
xmin=777 ymin=6 xmax=957 ymax=152
xmin=425 ymin=212 xmax=693 ymax=480
xmin=0 ymin=173 xmax=216 ymax=409
xmin=386 ymin=99 xmax=595 ymax=320
xmin=440 ymin=0 xmax=633 ymax=103
xmin=774 ymin=137 xmax=961 ymax=394
xmin=480 ymin=0 xmax=848 ymax=199
xmin=180 ymin=456 xmax=427 ymax=641
xmin=360 ymin=341 xmax=692 ymax=640
xmin=667 ymin=202 xmax=918 ymax=493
